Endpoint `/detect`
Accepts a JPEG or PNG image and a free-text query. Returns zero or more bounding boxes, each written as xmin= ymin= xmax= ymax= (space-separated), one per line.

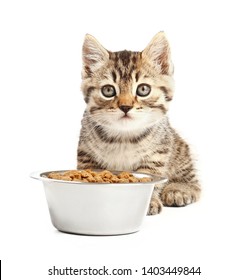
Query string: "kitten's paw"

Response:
xmin=161 ymin=183 xmax=200 ymax=207
xmin=147 ymin=197 xmax=163 ymax=215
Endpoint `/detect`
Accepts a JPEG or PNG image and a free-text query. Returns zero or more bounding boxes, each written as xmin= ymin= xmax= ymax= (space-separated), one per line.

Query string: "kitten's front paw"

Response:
xmin=147 ymin=197 xmax=163 ymax=215
xmin=161 ymin=183 xmax=200 ymax=207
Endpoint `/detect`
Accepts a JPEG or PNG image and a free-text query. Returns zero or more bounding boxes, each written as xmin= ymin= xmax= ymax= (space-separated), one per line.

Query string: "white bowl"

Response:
xmin=30 ymin=170 xmax=167 ymax=235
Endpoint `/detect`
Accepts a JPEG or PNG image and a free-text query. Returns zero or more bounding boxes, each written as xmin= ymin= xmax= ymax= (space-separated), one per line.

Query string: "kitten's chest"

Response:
xmin=96 ymin=142 xmax=142 ymax=171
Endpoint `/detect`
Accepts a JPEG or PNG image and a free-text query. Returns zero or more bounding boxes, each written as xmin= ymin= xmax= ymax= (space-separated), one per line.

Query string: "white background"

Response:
xmin=0 ymin=0 xmax=247 ymax=279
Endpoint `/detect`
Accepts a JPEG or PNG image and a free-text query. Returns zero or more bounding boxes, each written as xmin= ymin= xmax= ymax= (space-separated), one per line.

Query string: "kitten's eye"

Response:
xmin=101 ymin=85 xmax=116 ymax=98
xmin=136 ymin=84 xmax=151 ymax=97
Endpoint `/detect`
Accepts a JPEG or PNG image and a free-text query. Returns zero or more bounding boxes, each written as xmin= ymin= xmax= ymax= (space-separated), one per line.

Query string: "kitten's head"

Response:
xmin=81 ymin=32 xmax=174 ymax=133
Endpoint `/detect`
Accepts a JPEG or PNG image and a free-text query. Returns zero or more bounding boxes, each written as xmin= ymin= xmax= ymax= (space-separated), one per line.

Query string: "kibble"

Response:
xmin=48 ymin=169 xmax=151 ymax=183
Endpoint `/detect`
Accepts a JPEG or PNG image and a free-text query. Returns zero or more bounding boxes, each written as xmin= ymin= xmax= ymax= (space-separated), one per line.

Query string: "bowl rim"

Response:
xmin=30 ymin=169 xmax=167 ymax=186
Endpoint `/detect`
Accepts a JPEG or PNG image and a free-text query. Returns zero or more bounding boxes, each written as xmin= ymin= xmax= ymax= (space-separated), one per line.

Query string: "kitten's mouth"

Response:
xmin=120 ymin=114 xmax=132 ymax=120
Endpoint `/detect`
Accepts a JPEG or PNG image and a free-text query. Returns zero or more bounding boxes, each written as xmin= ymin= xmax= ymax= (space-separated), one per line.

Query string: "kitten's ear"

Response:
xmin=142 ymin=32 xmax=173 ymax=75
xmin=82 ymin=34 xmax=109 ymax=75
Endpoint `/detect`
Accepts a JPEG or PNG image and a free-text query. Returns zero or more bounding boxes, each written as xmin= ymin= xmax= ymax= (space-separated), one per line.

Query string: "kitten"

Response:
xmin=77 ymin=32 xmax=201 ymax=215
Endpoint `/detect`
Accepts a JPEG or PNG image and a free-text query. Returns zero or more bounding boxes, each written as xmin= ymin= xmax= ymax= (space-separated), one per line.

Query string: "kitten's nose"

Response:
xmin=119 ymin=105 xmax=133 ymax=114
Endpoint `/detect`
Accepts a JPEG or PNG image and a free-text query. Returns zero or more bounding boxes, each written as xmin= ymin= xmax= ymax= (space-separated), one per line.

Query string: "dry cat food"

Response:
xmin=47 ymin=169 xmax=152 ymax=183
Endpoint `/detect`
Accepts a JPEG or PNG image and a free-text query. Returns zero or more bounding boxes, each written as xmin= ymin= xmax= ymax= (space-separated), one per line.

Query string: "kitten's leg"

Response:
xmin=161 ymin=134 xmax=201 ymax=207
xmin=161 ymin=182 xmax=200 ymax=207
xmin=136 ymin=167 xmax=164 ymax=215
xmin=148 ymin=186 xmax=163 ymax=215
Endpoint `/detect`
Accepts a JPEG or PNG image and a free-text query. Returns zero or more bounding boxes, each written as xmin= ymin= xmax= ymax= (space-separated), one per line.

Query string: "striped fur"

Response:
xmin=78 ymin=32 xmax=201 ymax=215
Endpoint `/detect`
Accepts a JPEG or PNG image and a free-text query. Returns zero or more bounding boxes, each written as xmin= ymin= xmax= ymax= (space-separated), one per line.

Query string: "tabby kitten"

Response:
xmin=77 ymin=32 xmax=201 ymax=215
